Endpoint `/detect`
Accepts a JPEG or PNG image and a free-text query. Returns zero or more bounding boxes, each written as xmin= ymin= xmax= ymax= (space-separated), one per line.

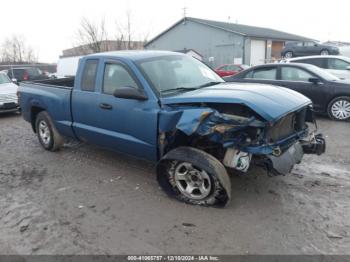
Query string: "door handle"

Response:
xmin=99 ymin=103 xmax=113 ymax=110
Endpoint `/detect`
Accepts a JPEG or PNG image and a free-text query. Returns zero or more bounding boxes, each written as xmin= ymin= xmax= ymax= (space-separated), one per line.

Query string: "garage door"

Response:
xmin=250 ymin=40 xmax=266 ymax=65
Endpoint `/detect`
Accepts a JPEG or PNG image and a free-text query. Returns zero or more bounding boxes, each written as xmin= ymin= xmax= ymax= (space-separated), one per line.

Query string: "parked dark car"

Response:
xmin=18 ymin=51 xmax=325 ymax=207
xmin=281 ymin=41 xmax=340 ymax=58
xmin=215 ymin=64 xmax=249 ymax=77
xmin=2 ymin=67 xmax=49 ymax=83
xmin=224 ymin=63 xmax=350 ymax=121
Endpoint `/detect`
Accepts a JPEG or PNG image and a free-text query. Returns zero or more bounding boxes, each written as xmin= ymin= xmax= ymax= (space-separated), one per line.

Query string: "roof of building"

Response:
xmin=145 ymin=17 xmax=314 ymax=46
xmin=175 ymin=48 xmax=203 ymax=57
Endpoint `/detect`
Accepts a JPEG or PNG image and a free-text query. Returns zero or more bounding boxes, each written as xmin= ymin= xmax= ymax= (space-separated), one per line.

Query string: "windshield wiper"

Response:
xmin=161 ymin=82 xmax=223 ymax=95
xmin=198 ymin=81 xmax=223 ymax=88
xmin=161 ymin=87 xmax=198 ymax=94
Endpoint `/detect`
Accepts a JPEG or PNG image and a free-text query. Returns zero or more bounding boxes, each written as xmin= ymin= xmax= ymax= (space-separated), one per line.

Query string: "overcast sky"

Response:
xmin=1 ymin=0 xmax=347 ymax=63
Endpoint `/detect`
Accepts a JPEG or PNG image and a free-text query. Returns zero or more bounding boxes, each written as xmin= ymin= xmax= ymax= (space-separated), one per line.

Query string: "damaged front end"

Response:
xmin=159 ymin=103 xmax=326 ymax=176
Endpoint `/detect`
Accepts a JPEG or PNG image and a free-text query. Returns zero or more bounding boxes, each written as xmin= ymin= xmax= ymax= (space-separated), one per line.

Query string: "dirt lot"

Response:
xmin=0 ymin=114 xmax=349 ymax=255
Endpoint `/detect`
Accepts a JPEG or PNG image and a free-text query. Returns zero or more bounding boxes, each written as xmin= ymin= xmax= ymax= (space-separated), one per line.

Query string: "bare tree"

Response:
xmin=76 ymin=17 xmax=108 ymax=54
xmin=115 ymin=10 xmax=137 ymax=50
xmin=0 ymin=35 xmax=37 ymax=63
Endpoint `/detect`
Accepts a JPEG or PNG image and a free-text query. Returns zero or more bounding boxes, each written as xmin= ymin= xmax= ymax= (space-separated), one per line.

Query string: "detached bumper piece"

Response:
xmin=267 ymin=142 xmax=304 ymax=176
xmin=266 ymin=133 xmax=326 ymax=176
xmin=301 ymin=133 xmax=326 ymax=156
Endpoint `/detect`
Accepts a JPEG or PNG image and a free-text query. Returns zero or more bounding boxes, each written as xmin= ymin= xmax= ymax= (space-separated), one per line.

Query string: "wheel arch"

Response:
xmin=327 ymin=94 xmax=350 ymax=109
xmin=31 ymin=106 xmax=46 ymax=133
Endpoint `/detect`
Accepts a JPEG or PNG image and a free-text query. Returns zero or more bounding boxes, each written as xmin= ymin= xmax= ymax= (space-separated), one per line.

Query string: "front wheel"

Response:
xmin=320 ymin=49 xmax=329 ymax=56
xmin=157 ymin=147 xmax=231 ymax=207
xmin=327 ymin=96 xmax=350 ymax=121
xmin=35 ymin=111 xmax=64 ymax=151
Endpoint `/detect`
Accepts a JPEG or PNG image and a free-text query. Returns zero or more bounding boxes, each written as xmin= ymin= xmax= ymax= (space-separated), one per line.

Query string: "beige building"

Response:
xmin=61 ymin=40 xmax=144 ymax=58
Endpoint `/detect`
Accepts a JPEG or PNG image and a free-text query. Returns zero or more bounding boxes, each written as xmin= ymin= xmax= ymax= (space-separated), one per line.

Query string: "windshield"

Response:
xmin=137 ymin=55 xmax=223 ymax=95
xmin=307 ymin=65 xmax=340 ymax=81
xmin=0 ymin=73 xmax=11 ymax=85
xmin=342 ymin=57 xmax=350 ymax=63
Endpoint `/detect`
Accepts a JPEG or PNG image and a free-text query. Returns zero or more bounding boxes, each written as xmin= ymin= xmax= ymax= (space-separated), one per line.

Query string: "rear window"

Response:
xmin=25 ymin=67 xmax=42 ymax=76
xmin=291 ymin=58 xmax=325 ymax=68
xmin=81 ymin=60 xmax=98 ymax=91
xmin=245 ymin=67 xmax=277 ymax=80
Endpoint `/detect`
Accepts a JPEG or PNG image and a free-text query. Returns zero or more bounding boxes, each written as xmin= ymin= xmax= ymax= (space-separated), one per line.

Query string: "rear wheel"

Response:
xmin=35 ymin=111 xmax=64 ymax=151
xmin=320 ymin=49 xmax=329 ymax=56
xmin=327 ymin=96 xmax=350 ymax=121
xmin=157 ymin=147 xmax=231 ymax=207
xmin=284 ymin=51 xmax=293 ymax=58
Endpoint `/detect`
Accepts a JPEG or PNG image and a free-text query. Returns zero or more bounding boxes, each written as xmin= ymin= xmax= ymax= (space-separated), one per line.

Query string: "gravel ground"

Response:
xmin=0 ymin=113 xmax=349 ymax=255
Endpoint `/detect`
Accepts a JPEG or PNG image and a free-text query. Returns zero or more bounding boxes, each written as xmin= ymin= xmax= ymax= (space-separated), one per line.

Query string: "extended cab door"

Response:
xmin=72 ymin=58 xmax=160 ymax=161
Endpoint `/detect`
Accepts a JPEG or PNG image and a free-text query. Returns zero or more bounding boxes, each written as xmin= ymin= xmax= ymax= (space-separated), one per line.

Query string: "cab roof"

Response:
xmin=86 ymin=50 xmax=182 ymax=61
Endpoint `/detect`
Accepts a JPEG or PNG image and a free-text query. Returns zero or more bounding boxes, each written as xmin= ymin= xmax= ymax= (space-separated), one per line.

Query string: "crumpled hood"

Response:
xmin=160 ymin=82 xmax=311 ymax=121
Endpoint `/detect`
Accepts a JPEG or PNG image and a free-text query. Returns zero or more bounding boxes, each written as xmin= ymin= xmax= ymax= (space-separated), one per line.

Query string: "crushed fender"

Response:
xmin=159 ymin=106 xmax=265 ymax=149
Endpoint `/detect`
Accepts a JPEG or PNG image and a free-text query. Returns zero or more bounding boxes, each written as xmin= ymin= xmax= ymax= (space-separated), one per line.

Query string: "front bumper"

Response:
xmin=266 ymin=133 xmax=326 ymax=175
xmin=0 ymin=102 xmax=19 ymax=114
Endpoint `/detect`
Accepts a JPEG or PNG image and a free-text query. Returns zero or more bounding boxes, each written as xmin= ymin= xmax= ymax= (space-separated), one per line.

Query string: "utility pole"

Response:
xmin=182 ymin=6 xmax=187 ymax=18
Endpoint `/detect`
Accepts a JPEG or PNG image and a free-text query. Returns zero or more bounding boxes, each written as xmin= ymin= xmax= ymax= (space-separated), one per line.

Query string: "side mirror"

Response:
xmin=113 ymin=86 xmax=148 ymax=100
xmin=308 ymin=77 xmax=320 ymax=84
xmin=346 ymin=66 xmax=350 ymax=70
xmin=12 ymin=78 xmax=18 ymax=84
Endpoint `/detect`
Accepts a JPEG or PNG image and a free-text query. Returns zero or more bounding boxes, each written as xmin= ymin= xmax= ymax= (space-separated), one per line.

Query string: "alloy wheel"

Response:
xmin=38 ymin=120 xmax=51 ymax=145
xmin=331 ymin=100 xmax=350 ymax=120
xmin=174 ymin=162 xmax=212 ymax=200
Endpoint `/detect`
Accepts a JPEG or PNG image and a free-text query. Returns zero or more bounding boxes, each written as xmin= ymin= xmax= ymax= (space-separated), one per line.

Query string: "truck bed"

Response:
xmin=19 ymin=77 xmax=75 ymax=138
xmin=29 ymin=77 xmax=75 ymax=88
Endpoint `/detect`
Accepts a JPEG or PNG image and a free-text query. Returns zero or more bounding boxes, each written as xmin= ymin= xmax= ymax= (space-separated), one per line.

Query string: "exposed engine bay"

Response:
xmin=158 ymin=103 xmax=326 ymax=176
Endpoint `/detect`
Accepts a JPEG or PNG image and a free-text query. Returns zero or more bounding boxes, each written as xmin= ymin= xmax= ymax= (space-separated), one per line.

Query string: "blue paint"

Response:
xmin=19 ymin=51 xmax=313 ymax=162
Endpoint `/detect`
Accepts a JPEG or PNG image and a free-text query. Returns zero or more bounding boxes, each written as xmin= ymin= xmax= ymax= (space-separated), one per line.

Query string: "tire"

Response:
xmin=327 ymin=96 xmax=350 ymax=121
xmin=284 ymin=51 xmax=293 ymax=58
xmin=157 ymin=147 xmax=231 ymax=207
xmin=320 ymin=49 xmax=329 ymax=56
xmin=35 ymin=111 xmax=64 ymax=151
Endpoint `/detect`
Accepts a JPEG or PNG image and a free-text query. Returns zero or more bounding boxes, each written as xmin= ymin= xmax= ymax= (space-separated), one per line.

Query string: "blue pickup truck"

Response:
xmin=19 ymin=51 xmax=325 ymax=207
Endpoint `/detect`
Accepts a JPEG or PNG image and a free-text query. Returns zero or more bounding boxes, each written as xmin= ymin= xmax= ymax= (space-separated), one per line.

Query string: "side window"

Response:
xmin=103 ymin=63 xmax=139 ymax=95
xmin=281 ymin=67 xmax=313 ymax=81
xmin=227 ymin=65 xmax=240 ymax=71
xmin=294 ymin=58 xmax=325 ymax=68
xmin=304 ymin=42 xmax=315 ymax=47
xmin=81 ymin=60 xmax=98 ymax=92
xmin=245 ymin=67 xmax=277 ymax=80
xmin=327 ymin=58 xmax=350 ymax=70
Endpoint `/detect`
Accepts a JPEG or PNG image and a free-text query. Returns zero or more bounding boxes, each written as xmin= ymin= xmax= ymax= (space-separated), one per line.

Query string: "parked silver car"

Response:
xmin=283 ymin=55 xmax=350 ymax=80
xmin=0 ymin=72 xmax=19 ymax=113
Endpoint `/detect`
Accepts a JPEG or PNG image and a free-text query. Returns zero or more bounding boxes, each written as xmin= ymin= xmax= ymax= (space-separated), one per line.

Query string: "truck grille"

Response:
xmin=266 ymin=108 xmax=307 ymax=143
